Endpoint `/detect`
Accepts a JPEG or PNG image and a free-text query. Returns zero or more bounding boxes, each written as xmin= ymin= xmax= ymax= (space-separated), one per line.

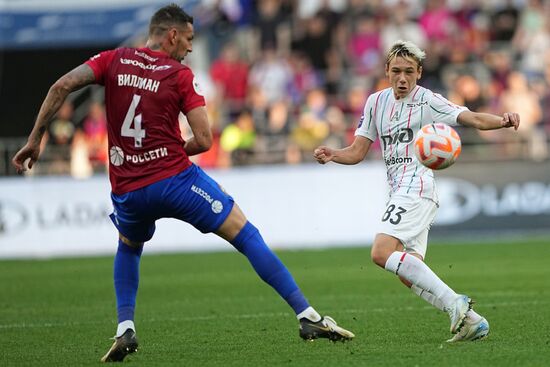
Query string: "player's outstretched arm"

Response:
xmin=12 ymin=64 xmax=96 ymax=173
xmin=457 ymin=110 xmax=520 ymax=131
xmin=314 ymin=136 xmax=372 ymax=165
xmin=184 ymin=106 xmax=213 ymax=156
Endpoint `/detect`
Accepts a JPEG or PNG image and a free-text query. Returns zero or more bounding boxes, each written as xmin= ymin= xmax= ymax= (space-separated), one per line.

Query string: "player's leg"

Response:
xmin=391 ymin=207 xmax=487 ymax=340
xmin=102 ymin=189 xmax=157 ymax=362
xmin=215 ymin=204 xmax=312 ymax=316
xmin=215 ymin=203 xmax=354 ymax=341
xmin=372 ymin=233 xmax=471 ymax=333
xmin=378 ymin=228 xmax=446 ymax=310
xmin=371 ymin=196 xmax=471 ymax=334
xmin=170 ymin=165 xmax=353 ymax=341
xmin=101 ymin=234 xmax=142 ymax=363
xmin=113 ymin=234 xmax=143 ymax=337
xmin=411 ymin=279 xmax=488 ymax=342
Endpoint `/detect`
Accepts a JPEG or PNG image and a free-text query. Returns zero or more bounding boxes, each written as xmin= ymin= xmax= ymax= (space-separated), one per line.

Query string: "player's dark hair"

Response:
xmin=149 ymin=3 xmax=194 ymax=36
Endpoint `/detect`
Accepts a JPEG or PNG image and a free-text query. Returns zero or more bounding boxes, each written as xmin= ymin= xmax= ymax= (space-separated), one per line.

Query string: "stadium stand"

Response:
xmin=1 ymin=0 xmax=549 ymax=176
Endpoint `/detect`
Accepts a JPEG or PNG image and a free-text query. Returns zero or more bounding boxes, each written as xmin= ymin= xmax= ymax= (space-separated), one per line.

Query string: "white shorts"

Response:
xmin=378 ymin=195 xmax=437 ymax=258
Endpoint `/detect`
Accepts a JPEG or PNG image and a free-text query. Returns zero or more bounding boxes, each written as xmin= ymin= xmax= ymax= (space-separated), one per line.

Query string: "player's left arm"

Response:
xmin=184 ymin=106 xmax=213 ymax=156
xmin=12 ymin=64 xmax=96 ymax=173
xmin=457 ymin=110 xmax=520 ymax=131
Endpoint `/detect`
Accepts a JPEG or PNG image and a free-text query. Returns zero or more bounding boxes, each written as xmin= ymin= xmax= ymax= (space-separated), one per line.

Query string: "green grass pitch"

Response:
xmin=1 ymin=239 xmax=549 ymax=366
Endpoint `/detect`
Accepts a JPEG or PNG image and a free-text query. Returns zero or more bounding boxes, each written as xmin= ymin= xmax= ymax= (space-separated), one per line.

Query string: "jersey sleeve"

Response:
xmin=85 ymin=49 xmax=117 ymax=85
xmin=428 ymin=92 xmax=468 ymax=126
xmin=85 ymin=50 xmax=115 ymax=85
xmin=354 ymin=93 xmax=378 ymax=142
xmin=177 ymin=69 xmax=206 ymax=114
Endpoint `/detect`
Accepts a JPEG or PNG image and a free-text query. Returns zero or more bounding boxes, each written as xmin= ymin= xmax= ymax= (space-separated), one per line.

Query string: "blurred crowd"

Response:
xmin=37 ymin=0 xmax=550 ymax=176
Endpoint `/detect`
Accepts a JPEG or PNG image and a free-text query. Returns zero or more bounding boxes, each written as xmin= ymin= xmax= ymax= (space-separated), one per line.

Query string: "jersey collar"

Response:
xmin=138 ymin=47 xmax=171 ymax=59
xmin=394 ymin=85 xmax=419 ymax=103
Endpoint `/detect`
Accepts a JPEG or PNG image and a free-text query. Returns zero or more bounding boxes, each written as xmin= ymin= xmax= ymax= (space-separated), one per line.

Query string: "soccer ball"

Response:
xmin=414 ymin=123 xmax=461 ymax=170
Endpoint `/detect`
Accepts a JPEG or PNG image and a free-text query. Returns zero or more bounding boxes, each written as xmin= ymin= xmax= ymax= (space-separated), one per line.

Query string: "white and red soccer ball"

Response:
xmin=414 ymin=123 xmax=461 ymax=170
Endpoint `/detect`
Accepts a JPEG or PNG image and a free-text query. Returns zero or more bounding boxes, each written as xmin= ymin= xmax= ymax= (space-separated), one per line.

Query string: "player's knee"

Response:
xmin=370 ymin=246 xmax=388 ymax=268
xmin=216 ymin=204 xmax=248 ymax=242
xmin=371 ymin=239 xmax=395 ymax=268
xmin=230 ymin=221 xmax=259 ymax=253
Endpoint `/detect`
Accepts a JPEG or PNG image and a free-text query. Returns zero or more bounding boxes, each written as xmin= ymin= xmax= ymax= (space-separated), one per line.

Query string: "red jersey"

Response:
xmin=85 ymin=47 xmax=205 ymax=194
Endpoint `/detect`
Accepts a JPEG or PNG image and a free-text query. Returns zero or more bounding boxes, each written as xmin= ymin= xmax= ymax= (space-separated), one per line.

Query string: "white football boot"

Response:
xmin=447 ymin=315 xmax=489 ymax=343
xmin=445 ymin=294 xmax=472 ymax=334
xmin=299 ymin=316 xmax=355 ymax=342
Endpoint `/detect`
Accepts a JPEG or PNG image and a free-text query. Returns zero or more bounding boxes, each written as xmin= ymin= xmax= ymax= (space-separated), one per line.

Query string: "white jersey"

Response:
xmin=355 ymin=85 xmax=468 ymax=203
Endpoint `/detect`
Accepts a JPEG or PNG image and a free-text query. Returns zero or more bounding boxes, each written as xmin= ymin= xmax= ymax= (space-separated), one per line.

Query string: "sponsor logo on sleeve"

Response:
xmin=357 ymin=114 xmax=365 ymax=128
xmin=192 ymin=77 xmax=203 ymax=96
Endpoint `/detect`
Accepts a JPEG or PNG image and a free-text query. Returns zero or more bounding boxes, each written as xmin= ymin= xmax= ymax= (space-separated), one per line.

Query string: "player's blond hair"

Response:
xmin=386 ymin=40 xmax=426 ymax=68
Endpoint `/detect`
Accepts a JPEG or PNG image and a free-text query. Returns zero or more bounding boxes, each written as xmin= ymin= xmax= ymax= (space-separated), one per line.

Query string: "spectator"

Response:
xmin=483 ymin=47 xmax=514 ymax=97
xmin=70 ymin=128 xmax=93 ymax=179
xmin=291 ymin=13 xmax=332 ymax=73
xmin=287 ymin=52 xmax=322 ymax=105
xmin=346 ymin=12 xmax=381 ymax=76
xmin=248 ymin=47 xmax=292 ymax=104
xmin=447 ymin=74 xmax=490 ymax=147
xmin=512 ymin=0 xmax=546 ymax=55
xmin=291 ymin=89 xmax=336 ymax=160
xmin=490 ymin=0 xmax=520 ymax=43
xmin=500 ymin=71 xmax=546 ymax=160
xmin=256 ymin=100 xmax=294 ymax=164
xmin=516 ymin=7 xmax=550 ymax=80
xmin=210 ymin=42 xmax=249 ymax=114
xmin=419 ymin=0 xmax=457 ymax=45
xmin=82 ymin=101 xmax=108 ymax=173
xmin=220 ymin=109 xmax=257 ymax=166
xmin=45 ymin=101 xmax=75 ymax=174
xmin=253 ymin=0 xmax=291 ymax=53
xmin=380 ymin=1 xmax=427 ymax=53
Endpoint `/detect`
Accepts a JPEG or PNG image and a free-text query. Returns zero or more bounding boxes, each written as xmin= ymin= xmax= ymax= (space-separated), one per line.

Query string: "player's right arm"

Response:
xmin=314 ymin=136 xmax=373 ymax=165
xmin=315 ymin=92 xmax=378 ymax=165
xmin=12 ymin=64 xmax=96 ymax=173
xmin=184 ymin=106 xmax=213 ymax=156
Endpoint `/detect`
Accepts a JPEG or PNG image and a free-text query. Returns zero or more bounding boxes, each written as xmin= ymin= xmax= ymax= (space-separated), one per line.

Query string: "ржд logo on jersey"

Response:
xmin=380 ymin=128 xmax=413 ymax=149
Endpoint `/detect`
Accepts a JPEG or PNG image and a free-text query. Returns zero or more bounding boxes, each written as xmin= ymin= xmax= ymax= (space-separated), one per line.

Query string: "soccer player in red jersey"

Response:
xmin=12 ymin=4 xmax=354 ymax=362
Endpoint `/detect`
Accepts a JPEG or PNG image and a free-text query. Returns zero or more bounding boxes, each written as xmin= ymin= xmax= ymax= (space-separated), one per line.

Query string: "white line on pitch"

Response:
xmin=0 ymin=299 xmax=547 ymax=330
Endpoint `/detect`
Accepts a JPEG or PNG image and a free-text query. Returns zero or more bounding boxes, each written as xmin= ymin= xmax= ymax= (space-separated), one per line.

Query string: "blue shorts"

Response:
xmin=109 ymin=164 xmax=235 ymax=243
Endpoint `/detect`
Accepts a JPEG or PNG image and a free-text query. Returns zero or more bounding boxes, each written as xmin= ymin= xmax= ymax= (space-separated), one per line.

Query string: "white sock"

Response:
xmin=385 ymin=251 xmax=458 ymax=309
xmin=296 ymin=306 xmax=322 ymax=322
xmin=411 ymin=284 xmax=445 ymax=311
xmin=116 ymin=320 xmax=135 ymax=337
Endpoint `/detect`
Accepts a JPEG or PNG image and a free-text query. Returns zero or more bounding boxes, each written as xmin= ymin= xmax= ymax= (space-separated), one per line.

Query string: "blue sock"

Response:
xmin=114 ymin=239 xmax=143 ymax=323
xmin=231 ymin=222 xmax=310 ymax=314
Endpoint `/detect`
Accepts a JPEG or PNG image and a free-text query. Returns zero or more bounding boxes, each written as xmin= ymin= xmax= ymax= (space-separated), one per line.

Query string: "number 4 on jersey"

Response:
xmin=122 ymin=94 xmax=146 ymax=148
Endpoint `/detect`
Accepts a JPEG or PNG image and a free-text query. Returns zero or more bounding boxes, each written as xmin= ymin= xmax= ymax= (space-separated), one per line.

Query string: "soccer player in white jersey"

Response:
xmin=314 ymin=40 xmax=520 ymax=342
